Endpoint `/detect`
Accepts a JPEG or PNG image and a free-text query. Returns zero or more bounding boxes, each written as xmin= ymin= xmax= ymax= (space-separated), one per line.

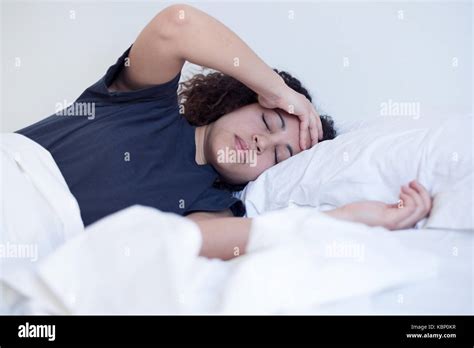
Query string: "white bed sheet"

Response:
xmin=304 ymin=226 xmax=473 ymax=314
xmin=2 ymin=205 xmax=472 ymax=315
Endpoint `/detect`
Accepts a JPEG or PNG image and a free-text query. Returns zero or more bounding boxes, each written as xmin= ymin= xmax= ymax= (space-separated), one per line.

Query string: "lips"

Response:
xmin=235 ymin=135 xmax=249 ymax=151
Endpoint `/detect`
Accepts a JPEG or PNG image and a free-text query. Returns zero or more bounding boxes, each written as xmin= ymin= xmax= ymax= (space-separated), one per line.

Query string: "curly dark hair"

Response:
xmin=178 ymin=68 xmax=337 ymax=191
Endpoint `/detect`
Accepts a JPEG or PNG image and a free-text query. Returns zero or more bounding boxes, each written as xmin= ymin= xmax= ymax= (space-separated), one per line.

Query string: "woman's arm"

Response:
xmin=113 ymin=3 xmax=322 ymax=147
xmin=189 ymin=180 xmax=432 ymax=260
xmin=114 ymin=4 xmax=285 ymax=103
xmin=191 ymin=215 xmax=252 ymax=260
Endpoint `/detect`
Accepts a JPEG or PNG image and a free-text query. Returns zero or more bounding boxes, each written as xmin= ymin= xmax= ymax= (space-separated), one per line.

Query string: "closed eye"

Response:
xmin=262 ymin=112 xmax=270 ymax=130
xmin=262 ymin=113 xmax=278 ymax=164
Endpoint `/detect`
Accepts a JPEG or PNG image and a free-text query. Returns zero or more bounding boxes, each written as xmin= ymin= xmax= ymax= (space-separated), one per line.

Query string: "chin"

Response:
xmin=218 ymin=169 xmax=240 ymax=185
xmin=215 ymin=166 xmax=246 ymax=186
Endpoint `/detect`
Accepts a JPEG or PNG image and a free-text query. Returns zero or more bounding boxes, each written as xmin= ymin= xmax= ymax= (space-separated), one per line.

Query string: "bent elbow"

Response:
xmin=151 ymin=4 xmax=194 ymax=41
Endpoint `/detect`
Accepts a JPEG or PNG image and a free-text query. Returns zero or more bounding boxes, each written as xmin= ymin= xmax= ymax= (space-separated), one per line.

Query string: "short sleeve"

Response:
xmin=76 ymin=44 xmax=181 ymax=104
xmin=185 ymin=186 xmax=247 ymax=217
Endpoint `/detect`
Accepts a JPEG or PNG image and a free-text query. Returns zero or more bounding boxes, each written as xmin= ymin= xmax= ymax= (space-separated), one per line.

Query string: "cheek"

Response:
xmin=243 ymin=153 xmax=274 ymax=180
xmin=208 ymin=128 xmax=275 ymax=182
xmin=255 ymin=152 xmax=273 ymax=170
xmin=209 ymin=132 xmax=231 ymax=161
xmin=220 ymin=155 xmax=273 ymax=184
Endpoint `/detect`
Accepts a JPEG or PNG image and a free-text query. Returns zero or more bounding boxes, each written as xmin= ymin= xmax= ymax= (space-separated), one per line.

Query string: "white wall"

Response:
xmin=1 ymin=0 xmax=472 ymax=132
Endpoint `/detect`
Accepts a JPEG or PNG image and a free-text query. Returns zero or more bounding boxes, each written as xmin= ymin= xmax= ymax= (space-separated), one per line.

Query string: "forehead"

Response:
xmin=262 ymin=107 xmax=306 ymax=153
xmin=262 ymin=107 xmax=296 ymax=124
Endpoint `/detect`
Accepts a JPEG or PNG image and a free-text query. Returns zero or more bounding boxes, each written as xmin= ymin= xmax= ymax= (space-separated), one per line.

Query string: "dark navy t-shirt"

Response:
xmin=17 ymin=45 xmax=245 ymax=226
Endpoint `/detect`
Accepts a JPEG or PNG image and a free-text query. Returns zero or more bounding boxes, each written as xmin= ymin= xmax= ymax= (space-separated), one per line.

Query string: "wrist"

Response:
xmin=259 ymin=73 xmax=286 ymax=108
xmin=323 ymin=205 xmax=353 ymax=222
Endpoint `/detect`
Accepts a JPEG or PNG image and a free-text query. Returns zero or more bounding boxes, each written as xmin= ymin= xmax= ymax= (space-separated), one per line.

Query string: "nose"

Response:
xmin=252 ymin=133 xmax=281 ymax=155
xmin=252 ymin=134 xmax=265 ymax=154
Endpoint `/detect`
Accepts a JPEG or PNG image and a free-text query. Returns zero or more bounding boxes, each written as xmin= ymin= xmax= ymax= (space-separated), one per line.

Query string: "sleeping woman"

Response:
xmin=16 ymin=4 xmax=432 ymax=260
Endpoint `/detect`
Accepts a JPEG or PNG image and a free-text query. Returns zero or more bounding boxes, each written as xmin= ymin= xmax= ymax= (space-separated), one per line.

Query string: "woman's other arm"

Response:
xmin=188 ymin=180 xmax=432 ymax=260
xmin=190 ymin=213 xmax=252 ymax=260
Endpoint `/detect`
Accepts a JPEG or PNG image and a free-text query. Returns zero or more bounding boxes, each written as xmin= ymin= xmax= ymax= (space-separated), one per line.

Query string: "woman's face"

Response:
xmin=205 ymin=103 xmax=309 ymax=184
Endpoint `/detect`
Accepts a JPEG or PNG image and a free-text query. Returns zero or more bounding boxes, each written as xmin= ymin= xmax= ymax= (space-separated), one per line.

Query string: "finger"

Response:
xmin=308 ymin=113 xmax=319 ymax=147
xmin=397 ymin=187 xmax=425 ymax=228
xmin=409 ymin=180 xmax=432 ymax=214
xmin=388 ymin=198 xmax=404 ymax=209
xmin=390 ymin=188 xmax=422 ymax=229
xmin=314 ymin=111 xmax=324 ymax=141
xmin=385 ymin=192 xmax=412 ymax=229
xmin=399 ymin=189 xmax=415 ymax=210
xmin=398 ymin=192 xmax=416 ymax=216
xmin=299 ymin=116 xmax=309 ymax=150
xmin=311 ymin=110 xmax=323 ymax=144
xmin=403 ymin=181 xmax=431 ymax=228
xmin=402 ymin=185 xmax=424 ymax=214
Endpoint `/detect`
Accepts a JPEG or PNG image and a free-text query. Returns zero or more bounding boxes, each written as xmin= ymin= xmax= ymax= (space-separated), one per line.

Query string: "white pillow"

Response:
xmin=241 ymin=115 xmax=473 ymax=230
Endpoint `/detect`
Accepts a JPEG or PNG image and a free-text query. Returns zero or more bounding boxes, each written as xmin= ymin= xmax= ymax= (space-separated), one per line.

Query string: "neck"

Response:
xmin=195 ymin=125 xmax=209 ymax=165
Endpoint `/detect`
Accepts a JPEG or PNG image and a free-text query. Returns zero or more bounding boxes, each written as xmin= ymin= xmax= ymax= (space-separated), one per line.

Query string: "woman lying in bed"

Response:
xmin=17 ymin=4 xmax=432 ymax=260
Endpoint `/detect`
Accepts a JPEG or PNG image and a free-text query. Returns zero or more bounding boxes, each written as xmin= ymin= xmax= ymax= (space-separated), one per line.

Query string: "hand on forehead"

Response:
xmin=300 ymin=127 xmax=312 ymax=151
xmin=280 ymin=109 xmax=312 ymax=152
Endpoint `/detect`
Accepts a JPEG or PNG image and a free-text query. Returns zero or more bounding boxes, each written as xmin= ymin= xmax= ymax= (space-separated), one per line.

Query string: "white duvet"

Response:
xmin=0 ymin=122 xmax=472 ymax=314
xmin=1 ymin=205 xmax=442 ymax=314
